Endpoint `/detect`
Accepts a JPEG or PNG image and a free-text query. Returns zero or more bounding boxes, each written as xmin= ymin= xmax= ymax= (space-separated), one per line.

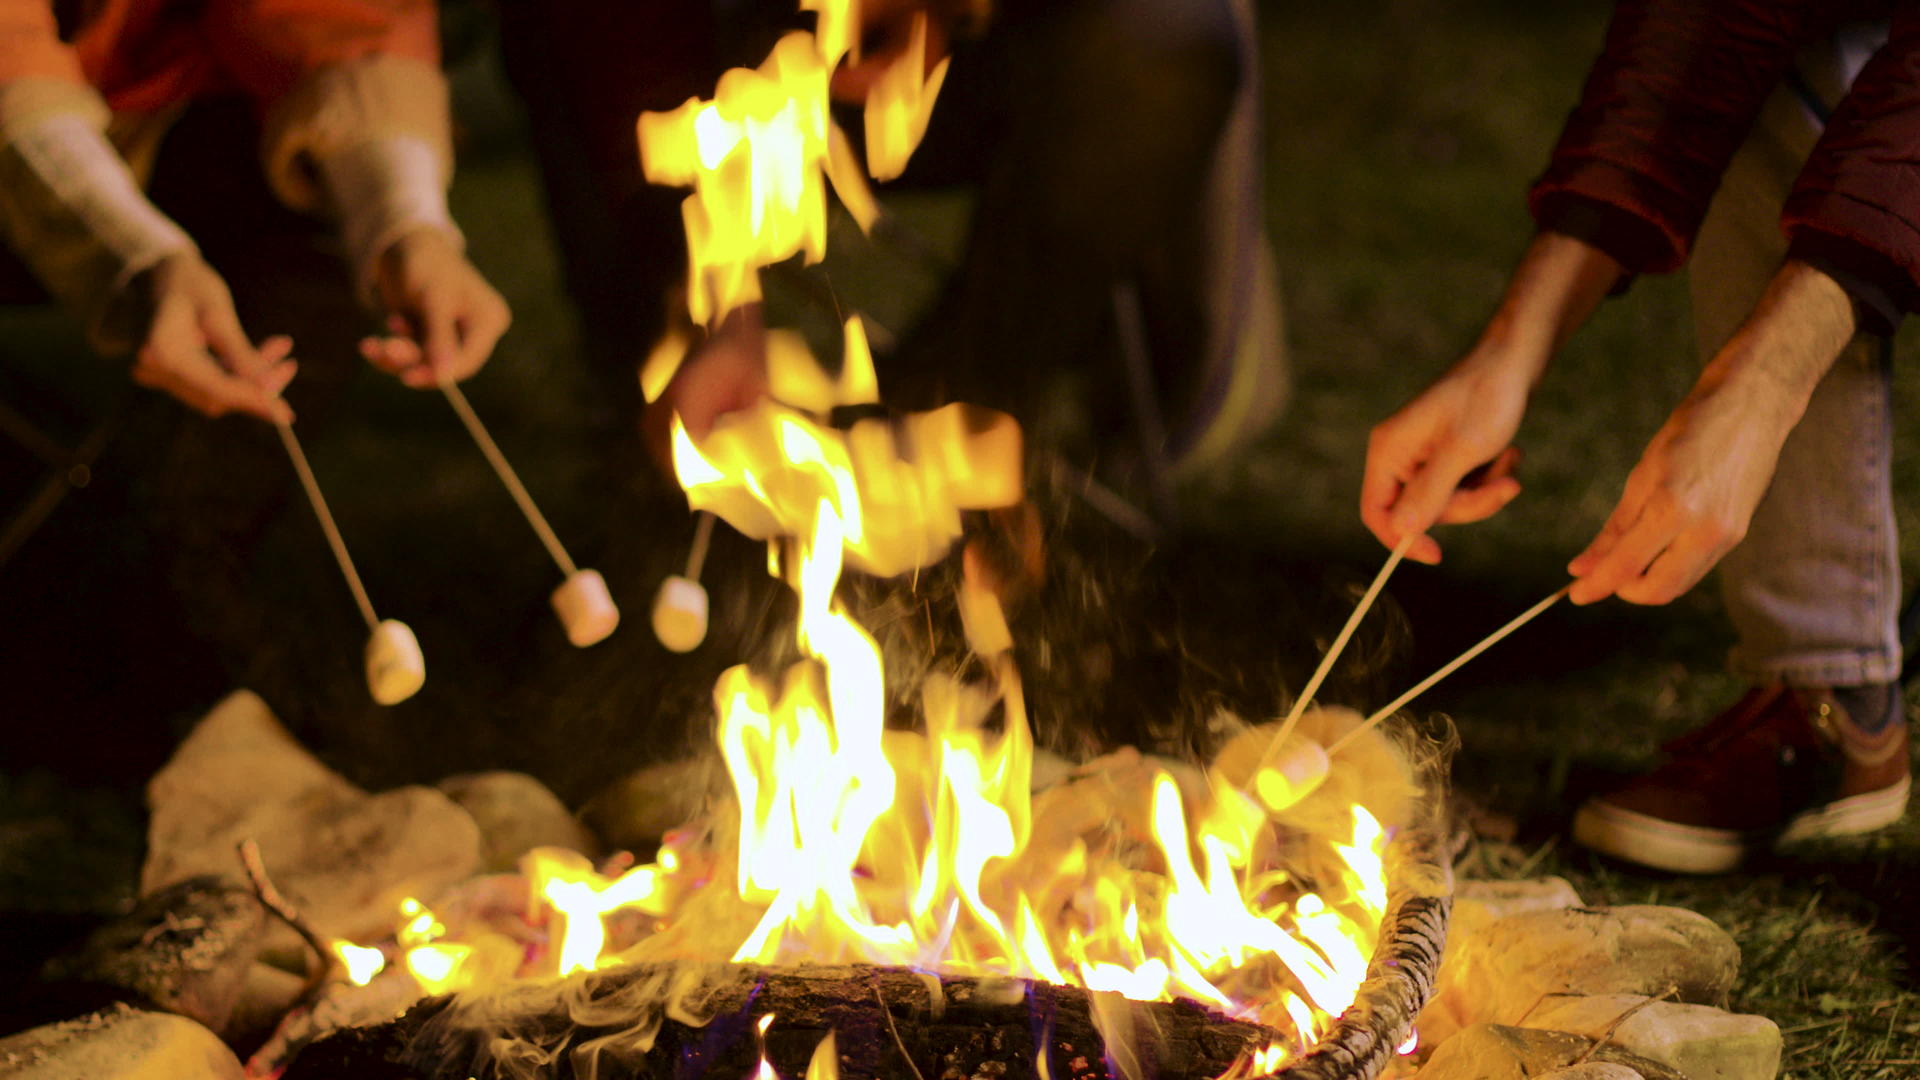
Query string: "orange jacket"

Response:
xmin=0 ymin=0 xmax=439 ymax=114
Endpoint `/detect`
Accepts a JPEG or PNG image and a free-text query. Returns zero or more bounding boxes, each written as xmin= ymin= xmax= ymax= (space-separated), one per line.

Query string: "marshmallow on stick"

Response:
xmin=274 ymin=419 xmax=424 ymax=705
xmin=438 ymin=376 xmax=619 ymax=647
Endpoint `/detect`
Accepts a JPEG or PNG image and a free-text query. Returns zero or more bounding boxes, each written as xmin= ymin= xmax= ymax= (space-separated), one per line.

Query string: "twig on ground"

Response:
xmin=1573 ymin=985 xmax=1678 ymax=1065
xmin=238 ymin=838 xmax=335 ymax=1006
xmin=871 ymin=976 xmax=929 ymax=1080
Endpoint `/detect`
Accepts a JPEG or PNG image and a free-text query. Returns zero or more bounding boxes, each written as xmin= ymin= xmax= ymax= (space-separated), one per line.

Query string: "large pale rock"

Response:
xmin=1413 ymin=1024 xmax=1681 ymax=1080
xmin=0 ymin=1004 xmax=243 ymax=1080
xmin=1419 ymin=877 xmax=1591 ymax=1045
xmin=1523 ymin=993 xmax=1782 ymax=1080
xmin=1537 ymin=1066 xmax=1644 ymax=1080
xmin=142 ymin=691 xmax=481 ymax=942
xmin=1452 ymin=877 xmax=1584 ymax=939
xmin=1433 ymin=905 xmax=1739 ymax=1031
xmin=41 ymin=877 xmax=264 ymax=1036
xmin=437 ymin=771 xmax=598 ymax=872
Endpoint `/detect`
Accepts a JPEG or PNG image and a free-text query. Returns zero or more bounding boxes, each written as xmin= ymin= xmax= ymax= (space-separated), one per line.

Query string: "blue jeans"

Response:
xmin=1690 ymin=29 xmax=1901 ymax=688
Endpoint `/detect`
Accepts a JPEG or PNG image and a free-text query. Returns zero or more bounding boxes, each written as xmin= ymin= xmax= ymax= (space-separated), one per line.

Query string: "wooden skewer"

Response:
xmin=275 ymin=418 xmax=378 ymax=631
xmin=1327 ymin=584 xmax=1571 ymax=757
xmin=439 ymin=375 xmax=578 ymax=578
xmin=685 ymin=510 xmax=716 ymax=582
xmin=1256 ymin=534 xmax=1414 ymax=774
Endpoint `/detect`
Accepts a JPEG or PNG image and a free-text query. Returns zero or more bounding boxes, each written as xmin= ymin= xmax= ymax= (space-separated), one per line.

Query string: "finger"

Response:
xmin=1361 ymin=419 xmax=1442 ymax=555
xmin=259 ymin=335 xmax=295 ymax=365
xmin=1616 ymin=527 xmax=1727 ymax=606
xmin=1568 ymin=465 xmax=1657 ymax=577
xmin=199 ymin=293 xmax=271 ymax=380
xmin=360 ymin=334 xmax=425 ymax=376
xmin=1390 ymin=444 xmax=1493 ymax=558
xmin=142 ymin=346 xmax=292 ymax=424
xmin=413 ymin=297 xmax=460 ymax=389
xmin=1570 ymin=502 xmax=1677 ymax=605
xmin=446 ymin=293 xmax=511 ymax=383
xmin=1437 ymin=475 xmax=1523 ymax=524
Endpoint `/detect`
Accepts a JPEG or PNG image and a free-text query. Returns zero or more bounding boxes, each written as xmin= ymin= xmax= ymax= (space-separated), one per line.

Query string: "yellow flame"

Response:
xmin=331 ymin=941 xmax=386 ymax=986
xmin=864 ymin=13 xmax=950 ymax=181
xmin=375 ymin=5 xmax=1402 ymax=1060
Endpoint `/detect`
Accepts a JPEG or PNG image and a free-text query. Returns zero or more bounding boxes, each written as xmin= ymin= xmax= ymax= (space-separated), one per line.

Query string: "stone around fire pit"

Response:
xmin=142 ymin=691 xmax=482 ymax=943
xmin=0 ymin=1003 xmax=243 ymax=1080
xmin=1412 ymin=1024 xmax=1684 ymax=1080
xmin=1520 ymin=993 xmax=1781 ymax=1080
xmin=436 ymin=771 xmax=599 ymax=872
xmin=1426 ymin=904 xmax=1739 ymax=1036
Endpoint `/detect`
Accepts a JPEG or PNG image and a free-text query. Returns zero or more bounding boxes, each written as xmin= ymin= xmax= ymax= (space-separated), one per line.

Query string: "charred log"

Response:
xmin=283 ymin=963 xmax=1279 ymax=1080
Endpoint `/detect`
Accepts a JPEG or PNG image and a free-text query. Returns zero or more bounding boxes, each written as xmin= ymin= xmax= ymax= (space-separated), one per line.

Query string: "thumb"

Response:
xmin=1391 ymin=444 xmax=1491 ymax=542
xmin=406 ymin=298 xmax=459 ymax=389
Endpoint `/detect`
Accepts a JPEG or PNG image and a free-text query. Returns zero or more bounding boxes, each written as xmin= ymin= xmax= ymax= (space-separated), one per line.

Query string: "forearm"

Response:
xmin=1690 ymin=259 xmax=1857 ymax=425
xmin=312 ymin=134 xmax=461 ymax=299
xmin=0 ymin=93 xmax=196 ymax=351
xmin=1463 ymin=229 xmax=1625 ymax=383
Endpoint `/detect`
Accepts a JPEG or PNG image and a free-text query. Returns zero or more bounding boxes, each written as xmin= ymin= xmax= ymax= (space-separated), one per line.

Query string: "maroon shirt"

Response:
xmin=1530 ymin=1 xmax=1920 ymax=331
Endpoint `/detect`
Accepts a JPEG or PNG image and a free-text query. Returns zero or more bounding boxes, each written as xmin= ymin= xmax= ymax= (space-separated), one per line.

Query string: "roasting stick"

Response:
xmin=275 ymin=418 xmax=425 ymax=705
xmin=653 ymin=510 xmax=715 ymax=653
xmin=1256 ymin=532 xmax=1415 ymax=774
xmin=1326 ymin=584 xmax=1572 ymax=757
xmin=438 ymin=375 xmax=619 ymax=647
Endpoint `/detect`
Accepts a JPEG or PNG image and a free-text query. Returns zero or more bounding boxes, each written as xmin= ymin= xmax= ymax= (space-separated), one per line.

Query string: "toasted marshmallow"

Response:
xmin=365 ymin=619 xmax=425 ymax=705
xmin=651 ymin=575 xmax=709 ymax=653
xmin=552 ymin=569 xmax=619 ymax=648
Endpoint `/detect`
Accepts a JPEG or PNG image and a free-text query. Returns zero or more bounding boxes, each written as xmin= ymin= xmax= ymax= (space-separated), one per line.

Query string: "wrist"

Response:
xmin=314 ymin=135 xmax=462 ymax=301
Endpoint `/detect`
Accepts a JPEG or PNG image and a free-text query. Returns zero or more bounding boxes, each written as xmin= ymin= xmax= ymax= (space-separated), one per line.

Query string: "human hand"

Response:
xmin=1567 ymin=259 xmax=1856 ymax=606
xmin=829 ymin=0 xmax=956 ymax=103
xmin=132 ymin=252 xmax=297 ymax=424
xmin=1360 ymin=351 xmax=1531 ymax=564
xmin=1565 ymin=363 xmax=1801 ymax=606
xmin=359 ymin=228 xmax=511 ymax=389
xmin=644 ymin=304 xmax=770 ymax=465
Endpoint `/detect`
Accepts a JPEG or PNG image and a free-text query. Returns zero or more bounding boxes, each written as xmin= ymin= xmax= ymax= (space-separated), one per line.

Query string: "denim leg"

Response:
xmin=1690 ymin=87 xmax=1901 ymax=687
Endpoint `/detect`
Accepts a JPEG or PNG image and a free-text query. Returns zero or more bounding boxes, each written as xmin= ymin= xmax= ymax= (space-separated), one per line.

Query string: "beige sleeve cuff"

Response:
xmin=261 ymin=54 xmax=454 ymax=215
xmin=0 ymin=77 xmax=109 ymax=142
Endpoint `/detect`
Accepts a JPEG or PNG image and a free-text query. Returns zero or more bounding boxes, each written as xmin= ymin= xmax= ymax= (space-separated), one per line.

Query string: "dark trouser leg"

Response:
xmin=496 ymin=0 xmax=718 ymax=419
xmin=888 ymin=0 xmax=1243 ymax=459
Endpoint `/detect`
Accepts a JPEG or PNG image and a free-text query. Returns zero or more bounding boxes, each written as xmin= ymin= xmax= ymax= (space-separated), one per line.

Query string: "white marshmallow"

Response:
xmin=651 ymin=575 xmax=709 ymax=653
xmin=1254 ymin=736 xmax=1331 ymax=812
xmin=364 ymin=619 xmax=425 ymax=705
xmin=551 ymin=569 xmax=620 ymax=648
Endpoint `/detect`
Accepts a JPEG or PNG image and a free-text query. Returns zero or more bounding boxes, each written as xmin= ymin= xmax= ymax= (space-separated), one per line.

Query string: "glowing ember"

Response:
xmin=330 ymin=941 xmax=385 ymax=986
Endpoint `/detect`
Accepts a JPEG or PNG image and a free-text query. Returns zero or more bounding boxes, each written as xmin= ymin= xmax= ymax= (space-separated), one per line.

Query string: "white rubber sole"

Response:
xmin=1572 ymin=776 xmax=1911 ymax=875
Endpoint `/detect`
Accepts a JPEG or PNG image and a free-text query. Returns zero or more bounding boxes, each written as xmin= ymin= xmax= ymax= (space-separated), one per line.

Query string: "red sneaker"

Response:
xmin=1572 ymin=685 xmax=1911 ymax=874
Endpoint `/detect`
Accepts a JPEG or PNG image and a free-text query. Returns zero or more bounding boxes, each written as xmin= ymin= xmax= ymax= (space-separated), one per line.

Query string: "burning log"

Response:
xmin=284 ymin=962 xmax=1272 ymax=1080
xmin=278 ymin=825 xmax=1449 ymax=1080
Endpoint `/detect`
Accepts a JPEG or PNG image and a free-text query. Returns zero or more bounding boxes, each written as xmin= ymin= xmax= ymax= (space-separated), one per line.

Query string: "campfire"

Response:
xmin=0 ymin=7 xmax=1788 ymax=1080
xmin=260 ymin=10 xmax=1452 ymax=1075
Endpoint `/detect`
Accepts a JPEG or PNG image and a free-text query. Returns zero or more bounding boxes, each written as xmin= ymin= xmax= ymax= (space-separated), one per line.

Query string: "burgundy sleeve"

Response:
xmin=1785 ymin=9 xmax=1920 ymax=331
xmin=1529 ymin=1 xmax=1830 ymax=275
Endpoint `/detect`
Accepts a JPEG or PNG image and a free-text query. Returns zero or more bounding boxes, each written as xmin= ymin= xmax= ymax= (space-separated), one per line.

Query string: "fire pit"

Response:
xmin=274 ymin=825 xmax=1449 ymax=1080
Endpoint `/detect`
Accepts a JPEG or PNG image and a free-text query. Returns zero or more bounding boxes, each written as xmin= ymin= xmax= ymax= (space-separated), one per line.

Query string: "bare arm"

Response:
xmin=1567 ymin=259 xmax=1856 ymax=604
xmin=1361 ymin=230 xmax=1623 ymax=562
